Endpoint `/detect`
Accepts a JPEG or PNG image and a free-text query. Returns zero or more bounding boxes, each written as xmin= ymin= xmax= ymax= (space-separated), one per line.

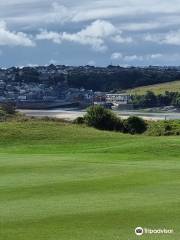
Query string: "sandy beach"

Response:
xmin=18 ymin=108 xmax=180 ymax=121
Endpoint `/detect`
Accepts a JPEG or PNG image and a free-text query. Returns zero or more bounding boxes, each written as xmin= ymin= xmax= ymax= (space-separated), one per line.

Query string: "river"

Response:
xmin=19 ymin=108 xmax=180 ymax=121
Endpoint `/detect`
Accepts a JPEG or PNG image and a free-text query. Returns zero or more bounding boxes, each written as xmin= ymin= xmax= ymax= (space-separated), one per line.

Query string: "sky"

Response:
xmin=1 ymin=0 xmax=180 ymax=67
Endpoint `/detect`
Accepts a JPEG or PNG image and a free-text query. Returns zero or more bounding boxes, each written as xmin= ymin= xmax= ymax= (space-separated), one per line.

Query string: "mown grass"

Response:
xmin=0 ymin=120 xmax=180 ymax=240
xmin=127 ymin=80 xmax=180 ymax=95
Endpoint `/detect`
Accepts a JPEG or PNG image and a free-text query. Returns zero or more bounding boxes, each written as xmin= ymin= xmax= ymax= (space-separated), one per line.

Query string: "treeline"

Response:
xmin=2 ymin=65 xmax=180 ymax=91
xmin=132 ymin=91 xmax=180 ymax=108
xmin=67 ymin=67 xmax=180 ymax=91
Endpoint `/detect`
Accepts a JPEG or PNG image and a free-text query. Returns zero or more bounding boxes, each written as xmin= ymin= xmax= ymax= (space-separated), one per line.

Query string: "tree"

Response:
xmin=124 ymin=116 xmax=147 ymax=134
xmin=142 ymin=91 xmax=157 ymax=108
xmin=84 ymin=105 xmax=123 ymax=131
xmin=1 ymin=102 xmax=16 ymax=115
xmin=0 ymin=109 xmax=7 ymax=121
xmin=74 ymin=117 xmax=85 ymax=124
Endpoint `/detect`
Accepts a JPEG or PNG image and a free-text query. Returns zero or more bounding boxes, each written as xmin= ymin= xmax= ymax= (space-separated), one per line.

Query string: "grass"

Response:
xmin=147 ymin=120 xmax=180 ymax=136
xmin=127 ymin=80 xmax=180 ymax=95
xmin=0 ymin=120 xmax=180 ymax=239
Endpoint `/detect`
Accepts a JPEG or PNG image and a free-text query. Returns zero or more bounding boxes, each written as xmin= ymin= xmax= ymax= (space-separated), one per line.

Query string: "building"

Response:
xmin=106 ymin=94 xmax=131 ymax=105
xmin=105 ymin=93 xmax=133 ymax=109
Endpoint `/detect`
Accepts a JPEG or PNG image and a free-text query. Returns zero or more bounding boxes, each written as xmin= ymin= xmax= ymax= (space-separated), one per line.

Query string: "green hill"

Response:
xmin=128 ymin=80 xmax=180 ymax=95
xmin=0 ymin=120 xmax=180 ymax=240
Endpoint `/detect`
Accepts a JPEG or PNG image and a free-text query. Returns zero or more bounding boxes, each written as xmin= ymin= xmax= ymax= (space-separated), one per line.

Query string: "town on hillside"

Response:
xmin=0 ymin=64 xmax=180 ymax=109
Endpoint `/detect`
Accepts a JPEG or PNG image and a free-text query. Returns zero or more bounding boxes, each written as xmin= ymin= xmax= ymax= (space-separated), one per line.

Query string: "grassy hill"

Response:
xmin=128 ymin=80 xmax=180 ymax=95
xmin=0 ymin=120 xmax=180 ymax=240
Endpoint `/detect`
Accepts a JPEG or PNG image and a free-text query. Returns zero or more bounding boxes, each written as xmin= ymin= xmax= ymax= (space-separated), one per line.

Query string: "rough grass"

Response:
xmin=0 ymin=120 xmax=180 ymax=240
xmin=127 ymin=80 xmax=180 ymax=95
xmin=147 ymin=120 xmax=180 ymax=136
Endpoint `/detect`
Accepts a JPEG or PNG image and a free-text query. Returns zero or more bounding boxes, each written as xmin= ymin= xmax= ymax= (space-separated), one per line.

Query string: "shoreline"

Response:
xmin=18 ymin=108 xmax=180 ymax=121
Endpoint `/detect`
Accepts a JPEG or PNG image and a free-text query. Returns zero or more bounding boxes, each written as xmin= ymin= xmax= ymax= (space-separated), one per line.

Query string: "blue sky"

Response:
xmin=1 ymin=0 xmax=180 ymax=67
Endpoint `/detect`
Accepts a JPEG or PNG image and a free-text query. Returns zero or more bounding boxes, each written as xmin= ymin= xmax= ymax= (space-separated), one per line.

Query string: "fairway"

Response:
xmin=0 ymin=121 xmax=180 ymax=239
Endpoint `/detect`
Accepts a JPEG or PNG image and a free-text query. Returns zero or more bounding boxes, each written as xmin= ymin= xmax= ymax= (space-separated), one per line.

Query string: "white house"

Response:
xmin=105 ymin=94 xmax=131 ymax=105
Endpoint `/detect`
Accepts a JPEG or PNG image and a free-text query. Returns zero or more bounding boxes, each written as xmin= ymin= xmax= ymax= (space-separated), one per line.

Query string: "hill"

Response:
xmin=1 ymin=65 xmax=180 ymax=93
xmin=0 ymin=120 xmax=180 ymax=239
xmin=128 ymin=80 xmax=180 ymax=95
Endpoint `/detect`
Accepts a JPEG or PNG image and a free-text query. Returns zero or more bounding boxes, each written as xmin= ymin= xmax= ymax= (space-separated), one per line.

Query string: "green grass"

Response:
xmin=127 ymin=80 xmax=180 ymax=95
xmin=0 ymin=120 xmax=180 ymax=239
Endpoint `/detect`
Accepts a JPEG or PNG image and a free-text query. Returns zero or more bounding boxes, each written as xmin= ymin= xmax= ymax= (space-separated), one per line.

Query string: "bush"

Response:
xmin=84 ymin=105 xmax=124 ymax=131
xmin=124 ymin=116 xmax=147 ymax=134
xmin=74 ymin=117 xmax=85 ymax=124
xmin=0 ymin=109 xmax=7 ymax=121
xmin=146 ymin=120 xmax=180 ymax=136
xmin=0 ymin=102 xmax=16 ymax=115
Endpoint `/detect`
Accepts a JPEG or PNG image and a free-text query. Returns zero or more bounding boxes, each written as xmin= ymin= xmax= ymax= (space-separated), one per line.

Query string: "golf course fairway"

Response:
xmin=0 ymin=121 xmax=180 ymax=239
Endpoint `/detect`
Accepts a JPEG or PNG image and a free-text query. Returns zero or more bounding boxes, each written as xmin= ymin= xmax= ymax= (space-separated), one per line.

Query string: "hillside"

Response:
xmin=128 ymin=80 xmax=180 ymax=95
xmin=1 ymin=66 xmax=180 ymax=93
xmin=0 ymin=120 xmax=180 ymax=239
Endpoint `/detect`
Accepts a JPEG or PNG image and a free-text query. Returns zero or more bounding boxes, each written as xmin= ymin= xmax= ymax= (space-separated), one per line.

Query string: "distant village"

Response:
xmin=0 ymin=64 xmax=180 ymax=109
xmin=0 ymin=65 xmax=133 ymax=109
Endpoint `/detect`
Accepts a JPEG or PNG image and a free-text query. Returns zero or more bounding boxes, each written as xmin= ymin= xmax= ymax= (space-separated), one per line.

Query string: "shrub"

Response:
xmin=124 ymin=116 xmax=147 ymax=134
xmin=0 ymin=109 xmax=7 ymax=121
xmin=74 ymin=117 xmax=85 ymax=124
xmin=146 ymin=120 xmax=180 ymax=136
xmin=0 ymin=102 xmax=16 ymax=115
xmin=84 ymin=105 xmax=124 ymax=131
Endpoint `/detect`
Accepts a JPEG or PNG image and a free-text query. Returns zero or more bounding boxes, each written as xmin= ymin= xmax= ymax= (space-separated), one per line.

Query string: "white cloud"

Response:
xmin=37 ymin=30 xmax=62 ymax=44
xmin=119 ymin=22 xmax=161 ymax=31
xmin=45 ymin=3 xmax=73 ymax=24
xmin=111 ymin=52 xmax=144 ymax=62
xmin=37 ymin=20 xmax=132 ymax=52
xmin=148 ymin=53 xmax=163 ymax=59
xmin=162 ymin=30 xmax=180 ymax=45
xmin=27 ymin=63 xmax=38 ymax=67
xmin=144 ymin=30 xmax=180 ymax=46
xmin=72 ymin=0 xmax=180 ymax=23
xmin=124 ymin=55 xmax=143 ymax=62
xmin=117 ymin=15 xmax=180 ymax=32
xmin=4 ymin=1 xmax=180 ymax=37
xmin=111 ymin=52 xmax=123 ymax=60
xmin=1 ymin=0 xmax=180 ymax=66
xmin=0 ymin=21 xmax=35 ymax=47
xmin=78 ymin=20 xmax=117 ymax=38
xmin=37 ymin=20 xmax=125 ymax=52
xmin=144 ymin=34 xmax=159 ymax=42
xmin=111 ymin=52 xmax=164 ymax=63
xmin=112 ymin=34 xmax=133 ymax=43
xmin=2 ymin=0 xmax=180 ymax=24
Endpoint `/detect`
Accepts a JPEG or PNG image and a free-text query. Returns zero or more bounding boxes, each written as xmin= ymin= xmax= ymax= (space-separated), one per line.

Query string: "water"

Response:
xmin=19 ymin=108 xmax=180 ymax=121
xmin=115 ymin=110 xmax=180 ymax=120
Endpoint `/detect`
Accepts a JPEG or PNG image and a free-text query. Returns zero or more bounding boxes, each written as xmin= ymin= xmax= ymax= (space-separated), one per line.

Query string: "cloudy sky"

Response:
xmin=1 ymin=0 xmax=180 ymax=67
